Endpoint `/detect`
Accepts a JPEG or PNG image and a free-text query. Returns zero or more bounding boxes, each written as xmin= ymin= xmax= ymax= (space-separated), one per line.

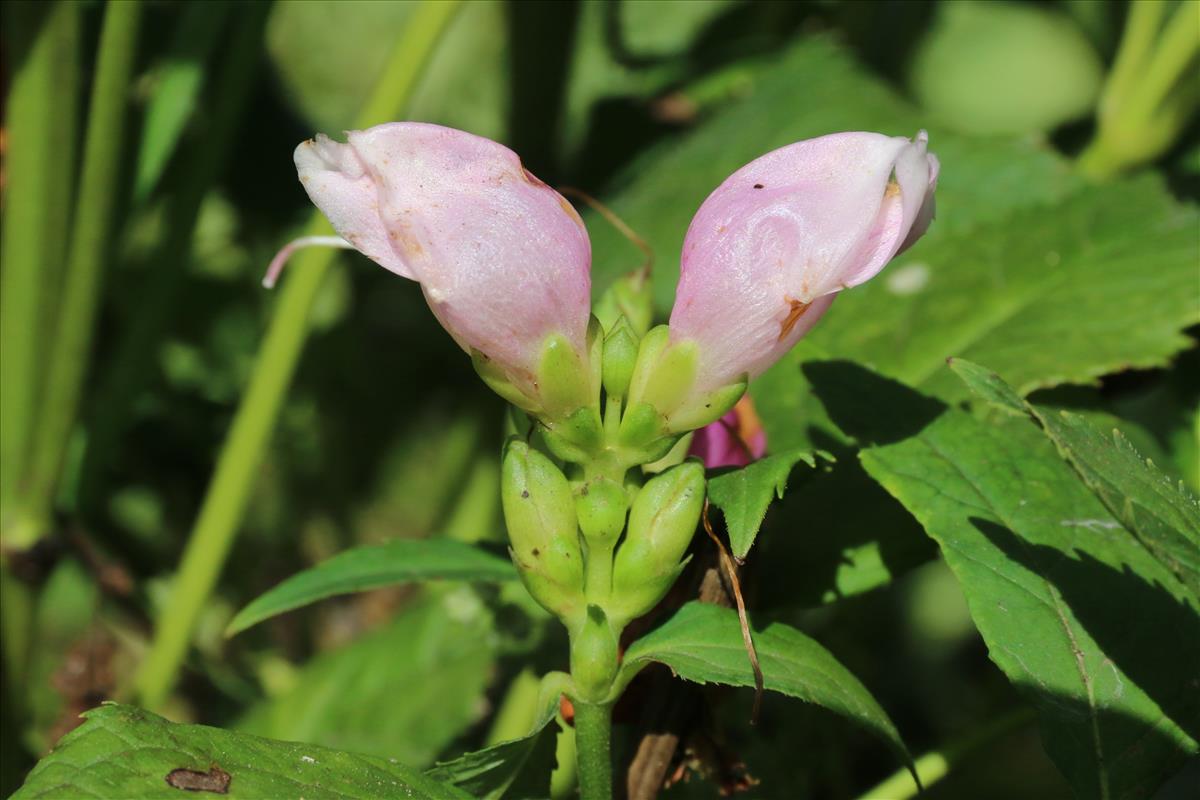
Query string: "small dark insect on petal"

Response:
xmin=165 ymin=766 xmax=232 ymax=794
xmin=753 ymin=183 xmax=763 ymax=189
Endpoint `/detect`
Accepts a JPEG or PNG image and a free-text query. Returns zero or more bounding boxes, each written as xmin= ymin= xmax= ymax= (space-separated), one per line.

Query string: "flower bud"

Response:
xmin=601 ymin=318 xmax=640 ymax=401
xmin=575 ymin=476 xmax=628 ymax=548
xmin=293 ymin=123 xmax=593 ymax=415
xmin=501 ymin=440 xmax=584 ymax=622
xmin=669 ymin=130 xmax=939 ymax=393
xmin=610 ymin=460 xmax=706 ymax=624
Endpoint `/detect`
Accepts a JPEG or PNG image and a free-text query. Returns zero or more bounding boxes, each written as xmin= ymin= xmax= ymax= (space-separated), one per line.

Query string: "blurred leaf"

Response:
xmin=806 ymin=360 xmax=1199 ymax=798
xmin=910 ymin=1 xmax=1102 ymax=135
xmin=951 ymin=358 xmax=1200 ymax=600
xmin=12 ymin=703 xmax=468 ymax=799
xmin=426 ymin=683 xmax=560 ymax=800
xmin=25 ymin=559 xmax=99 ymax=750
xmin=617 ymin=0 xmax=736 ymax=58
xmin=621 ymin=601 xmax=913 ymax=776
xmin=228 ymin=539 xmax=515 ymax=635
xmin=237 ymin=591 xmax=498 ymax=767
xmin=706 ymin=448 xmax=827 ymax=559
xmin=406 ymin=0 xmax=509 ymax=141
xmin=133 ymin=2 xmax=231 ymax=203
xmin=268 ymin=1 xmax=506 ymax=138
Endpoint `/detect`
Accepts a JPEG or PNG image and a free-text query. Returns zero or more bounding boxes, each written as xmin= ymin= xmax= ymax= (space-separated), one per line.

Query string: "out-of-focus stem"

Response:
xmin=0 ymin=1 xmax=81 ymax=550
xmin=24 ymin=0 xmax=143 ymax=541
xmin=134 ymin=0 xmax=463 ymax=711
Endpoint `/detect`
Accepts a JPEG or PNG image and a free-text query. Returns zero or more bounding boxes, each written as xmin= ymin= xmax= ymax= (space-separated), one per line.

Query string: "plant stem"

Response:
xmin=25 ymin=0 xmax=143 ymax=539
xmin=854 ymin=707 xmax=1036 ymax=800
xmin=133 ymin=0 xmax=462 ymax=712
xmin=573 ymin=700 xmax=613 ymax=800
xmin=0 ymin=1 xmax=81 ymax=549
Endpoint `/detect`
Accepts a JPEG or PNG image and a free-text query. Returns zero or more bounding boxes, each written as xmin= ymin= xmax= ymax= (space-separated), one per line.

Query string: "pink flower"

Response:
xmin=669 ymin=131 xmax=939 ymax=393
xmin=688 ymin=395 xmax=768 ymax=468
xmin=283 ymin=123 xmax=592 ymax=403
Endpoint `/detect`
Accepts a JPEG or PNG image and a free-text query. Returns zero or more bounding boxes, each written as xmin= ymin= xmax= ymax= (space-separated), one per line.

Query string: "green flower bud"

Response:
xmin=601 ymin=318 xmax=640 ymax=401
xmin=576 ymin=476 xmax=628 ymax=548
xmin=501 ymin=440 xmax=584 ymax=622
xmin=610 ymin=460 xmax=705 ymax=623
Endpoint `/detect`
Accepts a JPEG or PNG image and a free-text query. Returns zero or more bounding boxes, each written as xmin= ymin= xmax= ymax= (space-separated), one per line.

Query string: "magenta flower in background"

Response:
xmin=688 ymin=395 xmax=768 ymax=468
xmin=288 ymin=122 xmax=592 ymax=400
xmin=669 ymin=131 xmax=939 ymax=393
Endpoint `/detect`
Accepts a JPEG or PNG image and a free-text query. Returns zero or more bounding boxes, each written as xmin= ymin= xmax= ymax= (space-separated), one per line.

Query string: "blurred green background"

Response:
xmin=1 ymin=1 xmax=1197 ymax=797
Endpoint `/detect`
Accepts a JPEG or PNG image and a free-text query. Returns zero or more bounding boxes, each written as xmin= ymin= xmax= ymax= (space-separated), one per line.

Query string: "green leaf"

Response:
xmin=427 ymin=679 xmax=562 ymax=800
xmin=133 ymin=2 xmax=231 ymax=203
xmin=620 ymin=602 xmax=913 ymax=775
xmin=951 ymin=358 xmax=1200 ymax=601
xmin=806 ymin=361 xmax=1200 ymax=799
xmin=237 ymin=591 xmax=497 ymax=767
xmin=12 ymin=703 xmax=468 ymax=799
xmin=227 ymin=538 xmax=516 ymax=635
xmin=706 ymin=448 xmax=828 ymax=559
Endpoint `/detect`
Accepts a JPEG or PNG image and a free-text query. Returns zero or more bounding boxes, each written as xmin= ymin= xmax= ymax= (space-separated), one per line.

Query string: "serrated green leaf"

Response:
xmin=706 ymin=448 xmax=828 ymax=559
xmin=228 ymin=538 xmax=515 ymax=635
xmin=806 ymin=360 xmax=1200 ymax=799
xmin=951 ymin=358 xmax=1200 ymax=601
xmin=426 ymin=679 xmax=562 ymax=800
xmin=12 ymin=703 xmax=468 ymax=800
xmin=620 ymin=602 xmax=913 ymax=776
xmin=237 ymin=592 xmax=496 ymax=767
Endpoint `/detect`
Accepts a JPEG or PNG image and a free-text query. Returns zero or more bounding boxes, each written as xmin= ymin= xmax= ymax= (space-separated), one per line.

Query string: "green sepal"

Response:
xmin=601 ymin=317 xmax=640 ymax=401
xmin=618 ymin=402 xmax=667 ymax=450
xmin=541 ymin=406 xmax=603 ymax=463
xmin=570 ymin=605 xmax=620 ymax=702
xmin=639 ymin=340 xmax=699 ymax=415
xmin=501 ymin=439 xmax=585 ymax=623
xmin=642 ymin=432 xmax=693 ymax=474
xmin=667 ymin=377 xmax=748 ymax=433
xmin=624 ymin=325 xmax=671 ymax=409
xmin=594 ymin=269 xmax=653 ymax=337
xmin=537 ymin=333 xmax=593 ymax=421
xmin=472 ymin=349 xmax=539 ymax=413
xmin=610 ymin=460 xmax=705 ymax=621
xmin=575 ymin=476 xmax=628 ymax=548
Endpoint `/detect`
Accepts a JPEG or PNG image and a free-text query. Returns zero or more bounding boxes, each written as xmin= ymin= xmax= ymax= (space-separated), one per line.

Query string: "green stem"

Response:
xmin=0 ymin=1 xmax=81 ymax=549
xmin=854 ymin=707 xmax=1036 ymax=800
xmin=1097 ymin=0 xmax=1167 ymax=120
xmin=24 ymin=0 xmax=143 ymax=538
xmin=584 ymin=541 xmax=615 ymax=603
xmin=133 ymin=0 xmax=463 ymax=712
xmin=573 ymin=700 xmax=613 ymax=800
xmin=1127 ymin=0 xmax=1200 ymax=121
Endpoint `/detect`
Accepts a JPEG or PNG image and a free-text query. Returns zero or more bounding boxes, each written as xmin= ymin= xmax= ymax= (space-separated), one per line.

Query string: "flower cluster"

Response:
xmin=282 ymin=122 xmax=938 ymax=696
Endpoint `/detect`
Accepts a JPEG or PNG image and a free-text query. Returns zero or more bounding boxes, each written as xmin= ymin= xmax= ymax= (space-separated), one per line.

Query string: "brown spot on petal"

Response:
xmin=778 ymin=297 xmax=811 ymax=341
xmin=885 ymin=179 xmax=901 ymax=198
